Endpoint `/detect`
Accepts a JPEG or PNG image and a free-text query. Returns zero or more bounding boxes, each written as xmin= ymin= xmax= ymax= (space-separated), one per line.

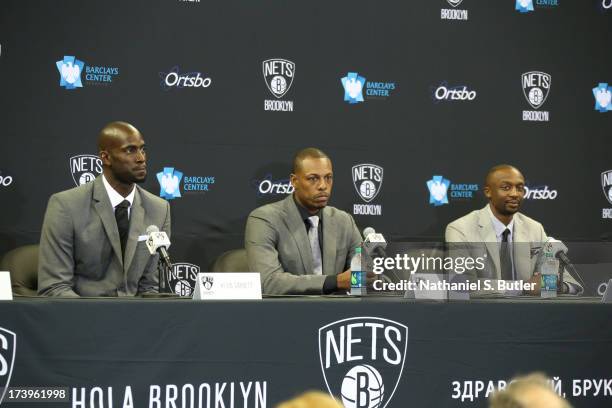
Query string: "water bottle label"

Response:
xmin=351 ymin=271 xmax=363 ymax=288
xmin=541 ymin=274 xmax=557 ymax=292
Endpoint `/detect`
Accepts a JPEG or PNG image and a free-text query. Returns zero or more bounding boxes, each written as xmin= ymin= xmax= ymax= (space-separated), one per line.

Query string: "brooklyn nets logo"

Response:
xmin=352 ymin=164 xmax=384 ymax=203
xmin=262 ymin=58 xmax=295 ymax=99
xmin=602 ymin=170 xmax=612 ymax=205
xmin=446 ymin=0 xmax=463 ymax=7
xmin=167 ymin=262 xmax=200 ymax=297
xmin=521 ymin=71 xmax=551 ymax=110
xmin=0 ymin=327 xmax=16 ymax=406
xmin=202 ymin=275 xmax=214 ymax=290
xmin=70 ymin=154 xmax=102 ymax=186
xmin=318 ymin=317 xmax=407 ymax=408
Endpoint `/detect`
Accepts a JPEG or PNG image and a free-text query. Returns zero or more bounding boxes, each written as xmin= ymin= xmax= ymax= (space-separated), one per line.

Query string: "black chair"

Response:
xmin=0 ymin=244 xmax=39 ymax=296
xmin=211 ymin=249 xmax=250 ymax=272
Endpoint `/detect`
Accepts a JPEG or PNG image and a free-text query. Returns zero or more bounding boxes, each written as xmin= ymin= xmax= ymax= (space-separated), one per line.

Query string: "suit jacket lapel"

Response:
xmin=92 ymin=177 xmax=123 ymax=267
xmin=513 ymin=215 xmax=531 ymax=280
xmin=322 ymin=206 xmax=337 ymax=276
xmin=282 ymin=196 xmax=314 ymax=274
xmin=477 ymin=206 xmax=501 ymax=277
xmin=124 ymin=187 xmax=144 ymax=273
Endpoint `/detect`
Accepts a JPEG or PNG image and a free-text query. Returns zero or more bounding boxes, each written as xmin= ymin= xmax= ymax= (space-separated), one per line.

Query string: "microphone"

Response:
xmin=544 ymin=237 xmax=586 ymax=292
xmin=145 ymin=225 xmax=173 ymax=269
xmin=362 ymin=227 xmax=387 ymax=257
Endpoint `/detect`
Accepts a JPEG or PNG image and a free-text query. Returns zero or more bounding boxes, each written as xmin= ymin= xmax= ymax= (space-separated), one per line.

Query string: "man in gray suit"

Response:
xmin=245 ymin=148 xmax=364 ymax=295
xmin=38 ymin=121 xmax=171 ymax=297
xmin=445 ymin=164 xmax=582 ymax=294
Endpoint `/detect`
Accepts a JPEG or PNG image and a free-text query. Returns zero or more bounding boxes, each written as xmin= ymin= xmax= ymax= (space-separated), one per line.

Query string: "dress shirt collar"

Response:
xmin=293 ymin=194 xmax=322 ymax=224
xmin=102 ymin=174 xmax=136 ymax=211
xmin=487 ymin=204 xmax=514 ymax=242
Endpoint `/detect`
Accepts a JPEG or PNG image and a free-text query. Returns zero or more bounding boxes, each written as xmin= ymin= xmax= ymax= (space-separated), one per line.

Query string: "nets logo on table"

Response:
xmin=70 ymin=154 xmax=102 ymax=186
xmin=441 ymin=0 xmax=469 ymax=21
xmin=593 ymin=83 xmax=612 ymax=112
xmin=168 ymin=262 xmax=200 ymax=297
xmin=352 ymin=164 xmax=383 ymax=216
xmin=521 ymin=71 xmax=551 ymax=122
xmin=0 ymin=327 xmax=16 ymax=406
xmin=263 ymin=58 xmax=295 ymax=112
xmin=318 ymin=317 xmax=408 ymax=408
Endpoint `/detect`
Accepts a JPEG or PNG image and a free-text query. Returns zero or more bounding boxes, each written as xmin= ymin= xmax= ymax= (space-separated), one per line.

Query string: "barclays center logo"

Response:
xmin=70 ymin=154 xmax=102 ymax=186
xmin=56 ymin=55 xmax=119 ymax=89
xmin=0 ymin=327 xmax=16 ymax=406
xmin=341 ymin=72 xmax=396 ymax=104
xmin=263 ymin=58 xmax=295 ymax=112
xmin=352 ymin=164 xmax=383 ymax=216
xmin=516 ymin=0 xmax=559 ymax=13
xmin=318 ymin=317 xmax=408 ymax=408
xmin=157 ymin=166 xmax=215 ymax=200
xmin=593 ymin=83 xmax=612 ymax=112
xmin=426 ymin=175 xmax=478 ymax=206
xmin=521 ymin=71 xmax=551 ymax=122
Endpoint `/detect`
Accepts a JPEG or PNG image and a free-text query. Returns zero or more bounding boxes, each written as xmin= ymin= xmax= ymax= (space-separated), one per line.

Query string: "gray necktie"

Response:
xmin=308 ymin=216 xmax=323 ymax=275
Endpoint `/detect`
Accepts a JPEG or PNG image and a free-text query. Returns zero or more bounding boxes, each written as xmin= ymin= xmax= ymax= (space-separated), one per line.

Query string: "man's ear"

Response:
xmin=99 ymin=150 xmax=110 ymax=166
xmin=483 ymin=185 xmax=491 ymax=199
xmin=290 ymin=173 xmax=297 ymax=188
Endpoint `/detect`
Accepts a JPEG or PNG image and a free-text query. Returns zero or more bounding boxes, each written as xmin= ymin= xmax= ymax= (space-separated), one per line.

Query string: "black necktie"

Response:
xmin=500 ymin=228 xmax=513 ymax=280
xmin=115 ymin=200 xmax=130 ymax=256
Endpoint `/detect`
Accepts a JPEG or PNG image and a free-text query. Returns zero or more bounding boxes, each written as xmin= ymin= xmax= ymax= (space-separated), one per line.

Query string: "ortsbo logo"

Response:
xmin=319 ymin=317 xmax=407 ymax=408
xmin=0 ymin=327 xmax=16 ymax=406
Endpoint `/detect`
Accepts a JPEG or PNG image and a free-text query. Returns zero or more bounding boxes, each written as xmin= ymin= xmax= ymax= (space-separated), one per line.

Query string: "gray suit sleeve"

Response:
xmin=344 ymin=215 xmax=363 ymax=271
xmin=137 ymin=201 xmax=172 ymax=295
xmin=37 ymin=195 xmax=80 ymax=297
xmin=245 ymin=213 xmax=327 ymax=295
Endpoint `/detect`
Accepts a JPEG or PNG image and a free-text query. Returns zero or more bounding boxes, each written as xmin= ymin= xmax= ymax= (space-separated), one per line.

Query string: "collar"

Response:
xmin=292 ymin=194 xmax=322 ymax=223
xmin=102 ymin=174 xmax=136 ymax=209
xmin=487 ymin=204 xmax=514 ymax=240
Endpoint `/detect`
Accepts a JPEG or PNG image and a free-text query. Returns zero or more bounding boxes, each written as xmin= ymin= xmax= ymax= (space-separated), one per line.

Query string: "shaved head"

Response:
xmin=292 ymin=147 xmax=330 ymax=174
xmin=97 ymin=121 xmax=141 ymax=151
xmin=485 ymin=164 xmax=523 ymax=187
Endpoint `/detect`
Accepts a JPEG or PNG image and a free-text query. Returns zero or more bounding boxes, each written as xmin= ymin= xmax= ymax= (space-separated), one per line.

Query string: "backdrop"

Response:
xmin=1 ymin=0 xmax=611 ymax=277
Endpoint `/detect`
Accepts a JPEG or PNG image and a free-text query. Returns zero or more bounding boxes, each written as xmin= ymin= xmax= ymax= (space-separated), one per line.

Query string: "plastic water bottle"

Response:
xmin=350 ymin=247 xmax=364 ymax=296
xmin=540 ymin=246 xmax=558 ymax=298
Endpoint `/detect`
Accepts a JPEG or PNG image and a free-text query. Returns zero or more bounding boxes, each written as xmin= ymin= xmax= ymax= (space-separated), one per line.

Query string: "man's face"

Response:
xmin=291 ymin=157 xmax=333 ymax=213
xmin=100 ymin=131 xmax=147 ymax=184
xmin=484 ymin=167 xmax=525 ymax=216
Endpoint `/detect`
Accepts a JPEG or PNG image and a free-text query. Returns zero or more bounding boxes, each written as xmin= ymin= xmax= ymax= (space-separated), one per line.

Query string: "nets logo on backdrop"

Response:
xmin=157 ymin=167 xmax=215 ymax=200
xmin=426 ymin=175 xmax=479 ymax=206
xmin=524 ymin=184 xmax=558 ymax=200
xmin=352 ymin=164 xmax=383 ymax=216
xmin=263 ymin=58 xmax=295 ymax=112
xmin=168 ymin=262 xmax=200 ymax=297
xmin=0 ymin=170 xmax=13 ymax=188
xmin=0 ymin=327 xmax=16 ymax=406
xmin=516 ymin=0 xmax=558 ymax=12
xmin=341 ymin=72 xmax=396 ymax=104
xmin=159 ymin=66 xmax=211 ymax=90
xmin=521 ymin=71 xmax=551 ymax=122
xmin=593 ymin=83 xmax=612 ymax=112
xmin=432 ymin=82 xmax=477 ymax=103
xmin=56 ymin=55 xmax=119 ymax=89
xmin=441 ymin=0 xmax=469 ymax=20
xmin=70 ymin=154 xmax=102 ymax=186
xmin=602 ymin=170 xmax=612 ymax=219
xmin=252 ymin=174 xmax=294 ymax=197
xmin=318 ymin=317 xmax=407 ymax=408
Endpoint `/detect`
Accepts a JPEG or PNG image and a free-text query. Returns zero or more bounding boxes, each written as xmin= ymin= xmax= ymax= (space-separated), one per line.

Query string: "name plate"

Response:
xmin=0 ymin=272 xmax=13 ymax=300
xmin=192 ymin=273 xmax=262 ymax=300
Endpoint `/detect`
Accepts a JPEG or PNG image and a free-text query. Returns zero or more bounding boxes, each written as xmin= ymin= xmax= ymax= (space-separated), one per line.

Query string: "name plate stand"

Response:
xmin=192 ymin=273 xmax=262 ymax=300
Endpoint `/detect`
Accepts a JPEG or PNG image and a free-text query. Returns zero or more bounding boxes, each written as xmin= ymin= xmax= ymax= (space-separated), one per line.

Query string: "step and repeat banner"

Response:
xmin=0 ymin=1 xmax=611 ymax=278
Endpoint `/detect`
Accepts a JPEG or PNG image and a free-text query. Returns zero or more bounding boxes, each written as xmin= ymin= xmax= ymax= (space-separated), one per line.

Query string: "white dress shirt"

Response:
xmin=102 ymin=174 xmax=135 ymax=218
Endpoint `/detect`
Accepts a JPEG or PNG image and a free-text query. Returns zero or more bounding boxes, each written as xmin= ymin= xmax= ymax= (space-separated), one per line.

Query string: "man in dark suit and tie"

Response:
xmin=245 ymin=148 xmax=364 ymax=295
xmin=38 ymin=121 xmax=171 ymax=297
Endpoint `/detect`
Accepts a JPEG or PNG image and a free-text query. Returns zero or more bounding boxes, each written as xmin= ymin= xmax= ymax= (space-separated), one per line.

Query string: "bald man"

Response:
xmin=445 ymin=165 xmax=582 ymax=295
xmin=38 ymin=122 xmax=171 ymax=297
